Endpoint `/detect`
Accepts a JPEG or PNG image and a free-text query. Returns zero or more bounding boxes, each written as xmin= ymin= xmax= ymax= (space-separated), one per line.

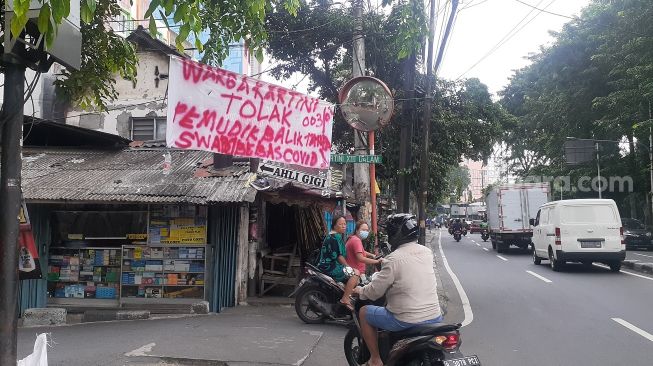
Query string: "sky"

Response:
xmin=262 ymin=0 xmax=593 ymax=97
xmin=438 ymin=0 xmax=592 ymax=95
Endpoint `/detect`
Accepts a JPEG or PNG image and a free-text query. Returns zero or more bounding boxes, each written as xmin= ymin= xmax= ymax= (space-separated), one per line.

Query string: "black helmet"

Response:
xmin=385 ymin=213 xmax=418 ymax=250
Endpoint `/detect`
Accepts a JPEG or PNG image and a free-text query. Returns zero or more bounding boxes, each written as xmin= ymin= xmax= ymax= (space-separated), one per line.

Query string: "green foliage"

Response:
xmin=500 ymin=0 xmax=653 ymax=206
xmin=53 ymin=0 xmax=137 ymax=111
xmin=446 ymin=165 xmax=471 ymax=200
xmin=265 ymin=1 xmax=505 ymax=203
xmin=3 ymin=0 xmax=299 ymax=109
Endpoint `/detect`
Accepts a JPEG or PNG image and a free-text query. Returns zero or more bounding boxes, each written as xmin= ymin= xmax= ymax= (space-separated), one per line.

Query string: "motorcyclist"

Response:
xmin=480 ymin=218 xmax=488 ymax=230
xmin=353 ymin=214 xmax=443 ymax=366
xmin=451 ymin=218 xmax=464 ymax=233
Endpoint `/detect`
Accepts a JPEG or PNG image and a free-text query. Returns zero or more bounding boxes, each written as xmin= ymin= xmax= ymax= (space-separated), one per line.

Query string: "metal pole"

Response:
xmin=352 ymin=0 xmax=370 ymax=223
xmin=0 ymin=59 xmax=26 ymax=366
xmin=418 ymin=0 xmax=438 ymax=245
xmin=596 ymin=142 xmax=602 ymax=199
xmin=649 ymin=125 xmax=652 ymax=225
xmin=370 ymin=131 xmax=378 ymax=249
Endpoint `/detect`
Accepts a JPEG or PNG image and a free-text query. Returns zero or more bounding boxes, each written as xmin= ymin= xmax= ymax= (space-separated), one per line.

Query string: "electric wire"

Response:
xmin=514 ymin=0 xmax=575 ymax=20
xmin=455 ymin=0 xmax=555 ymax=80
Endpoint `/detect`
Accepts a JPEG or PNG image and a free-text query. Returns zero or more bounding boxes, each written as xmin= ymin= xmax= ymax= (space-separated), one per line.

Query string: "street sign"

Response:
xmin=330 ymin=154 xmax=383 ymax=164
xmin=257 ymin=161 xmax=330 ymax=190
xmin=564 ymin=140 xmax=595 ymax=165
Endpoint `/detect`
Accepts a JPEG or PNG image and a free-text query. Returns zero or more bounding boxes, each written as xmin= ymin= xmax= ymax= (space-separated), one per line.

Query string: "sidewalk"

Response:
xmin=18 ymin=305 xmax=348 ymax=366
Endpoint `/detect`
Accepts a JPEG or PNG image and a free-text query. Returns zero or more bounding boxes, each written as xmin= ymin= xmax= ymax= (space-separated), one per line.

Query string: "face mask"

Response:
xmin=359 ymin=230 xmax=370 ymax=240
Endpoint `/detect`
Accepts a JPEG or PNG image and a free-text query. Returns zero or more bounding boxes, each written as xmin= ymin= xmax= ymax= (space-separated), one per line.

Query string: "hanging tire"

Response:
xmin=344 ymin=328 xmax=369 ymax=365
xmin=294 ymin=285 xmax=329 ymax=324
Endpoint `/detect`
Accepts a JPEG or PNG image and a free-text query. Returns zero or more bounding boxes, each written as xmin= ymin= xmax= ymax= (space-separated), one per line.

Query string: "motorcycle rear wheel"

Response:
xmin=294 ymin=285 xmax=329 ymax=324
xmin=344 ymin=328 xmax=370 ymax=365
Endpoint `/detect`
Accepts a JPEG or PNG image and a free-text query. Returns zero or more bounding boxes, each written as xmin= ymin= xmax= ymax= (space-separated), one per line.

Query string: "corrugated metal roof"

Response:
xmin=20 ymin=148 xmax=257 ymax=204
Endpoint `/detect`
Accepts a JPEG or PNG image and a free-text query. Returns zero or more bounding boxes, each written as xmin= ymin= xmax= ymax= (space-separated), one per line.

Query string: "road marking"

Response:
xmin=438 ymin=231 xmax=474 ymax=327
xmin=526 ymin=270 xmax=553 ymax=283
xmin=496 ymin=255 xmax=508 ymax=261
xmin=632 ymin=253 xmax=653 ymax=259
xmin=612 ymin=318 xmax=653 ymax=342
xmin=125 ymin=343 xmax=156 ymax=357
xmin=593 ymin=264 xmax=653 ymax=281
xmin=476 ymin=243 xmax=481 ymax=247
xmin=483 ymin=248 xmax=489 ymax=251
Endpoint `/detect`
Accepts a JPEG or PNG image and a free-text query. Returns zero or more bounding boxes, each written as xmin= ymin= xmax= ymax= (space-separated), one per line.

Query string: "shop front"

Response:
xmin=45 ymin=204 xmax=209 ymax=308
xmin=19 ymin=146 xmax=257 ymax=314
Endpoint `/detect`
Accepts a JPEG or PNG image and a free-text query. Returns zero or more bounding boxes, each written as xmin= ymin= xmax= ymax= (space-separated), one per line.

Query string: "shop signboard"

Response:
xmin=166 ymin=56 xmax=335 ymax=169
xmin=257 ymin=160 xmax=330 ymax=191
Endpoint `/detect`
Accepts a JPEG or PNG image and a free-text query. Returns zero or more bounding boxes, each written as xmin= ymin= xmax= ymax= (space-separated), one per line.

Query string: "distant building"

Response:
xmin=461 ymin=159 xmax=500 ymax=202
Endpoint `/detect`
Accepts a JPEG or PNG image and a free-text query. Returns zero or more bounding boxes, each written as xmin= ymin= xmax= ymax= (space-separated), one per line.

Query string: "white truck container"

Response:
xmin=485 ymin=183 xmax=550 ymax=252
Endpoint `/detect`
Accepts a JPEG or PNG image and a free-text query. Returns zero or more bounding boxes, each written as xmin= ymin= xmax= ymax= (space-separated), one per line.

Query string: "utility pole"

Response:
xmin=352 ymin=0 xmax=371 ymax=222
xmin=398 ymin=53 xmax=415 ymax=213
xmin=595 ymin=141 xmax=602 ymax=199
xmin=418 ymin=0 xmax=458 ymax=244
xmin=0 ymin=54 xmax=26 ymax=366
xmin=648 ymin=100 xmax=653 ymax=223
xmin=418 ymin=0 xmax=437 ymax=244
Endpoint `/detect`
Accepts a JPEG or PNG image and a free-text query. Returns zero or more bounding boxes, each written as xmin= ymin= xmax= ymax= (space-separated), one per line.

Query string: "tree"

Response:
xmin=499 ymin=0 xmax=653 ymax=217
xmin=2 ymin=0 xmax=299 ymax=110
xmin=265 ymin=1 xmax=506 ymax=202
xmin=446 ymin=165 xmax=471 ymax=201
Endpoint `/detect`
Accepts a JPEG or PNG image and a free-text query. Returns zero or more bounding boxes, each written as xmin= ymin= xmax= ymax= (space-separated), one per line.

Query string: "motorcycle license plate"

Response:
xmin=443 ymin=355 xmax=481 ymax=366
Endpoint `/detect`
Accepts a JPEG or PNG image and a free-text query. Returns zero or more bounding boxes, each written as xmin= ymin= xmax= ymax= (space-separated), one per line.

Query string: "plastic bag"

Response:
xmin=17 ymin=333 xmax=48 ymax=366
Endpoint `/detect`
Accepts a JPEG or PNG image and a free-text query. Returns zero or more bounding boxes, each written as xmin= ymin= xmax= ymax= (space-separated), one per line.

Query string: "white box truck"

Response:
xmin=485 ymin=183 xmax=550 ymax=253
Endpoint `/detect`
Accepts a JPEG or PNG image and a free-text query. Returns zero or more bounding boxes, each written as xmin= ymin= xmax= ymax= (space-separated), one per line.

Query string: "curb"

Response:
xmin=622 ymin=260 xmax=653 ymax=274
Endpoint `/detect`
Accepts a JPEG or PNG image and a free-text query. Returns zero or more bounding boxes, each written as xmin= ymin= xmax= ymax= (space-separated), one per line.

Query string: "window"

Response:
xmin=561 ymin=205 xmax=618 ymax=224
xmin=111 ymin=10 xmax=134 ymax=36
xmin=540 ymin=208 xmax=550 ymax=225
xmin=131 ymin=117 xmax=166 ymax=141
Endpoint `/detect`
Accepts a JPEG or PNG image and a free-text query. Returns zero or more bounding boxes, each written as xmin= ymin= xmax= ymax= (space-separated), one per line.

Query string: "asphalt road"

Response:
xmin=437 ymin=229 xmax=653 ymax=366
xmin=627 ymin=249 xmax=653 ymax=262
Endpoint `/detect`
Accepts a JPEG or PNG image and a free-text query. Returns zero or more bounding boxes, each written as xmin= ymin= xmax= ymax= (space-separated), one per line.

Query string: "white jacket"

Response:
xmin=359 ymin=241 xmax=442 ymax=324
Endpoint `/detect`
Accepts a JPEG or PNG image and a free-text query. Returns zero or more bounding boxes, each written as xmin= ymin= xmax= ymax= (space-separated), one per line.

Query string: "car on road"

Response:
xmin=469 ymin=220 xmax=483 ymax=234
xmin=621 ymin=218 xmax=653 ymax=250
xmin=531 ymin=199 xmax=625 ymax=272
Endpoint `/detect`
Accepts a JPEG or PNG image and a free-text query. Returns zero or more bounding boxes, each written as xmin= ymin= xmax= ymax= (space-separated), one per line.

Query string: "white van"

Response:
xmin=530 ymin=199 xmax=625 ymax=272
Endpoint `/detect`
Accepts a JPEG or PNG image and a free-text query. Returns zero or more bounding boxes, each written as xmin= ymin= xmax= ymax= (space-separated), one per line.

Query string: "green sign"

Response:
xmin=330 ymin=154 xmax=383 ymax=164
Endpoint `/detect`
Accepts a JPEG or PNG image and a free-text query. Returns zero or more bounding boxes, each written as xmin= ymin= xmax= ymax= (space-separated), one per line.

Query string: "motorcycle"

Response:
xmin=292 ymin=243 xmax=390 ymax=325
xmin=453 ymin=229 xmax=462 ymax=242
xmin=343 ymin=298 xmax=481 ymax=366
xmin=481 ymin=229 xmax=489 ymax=242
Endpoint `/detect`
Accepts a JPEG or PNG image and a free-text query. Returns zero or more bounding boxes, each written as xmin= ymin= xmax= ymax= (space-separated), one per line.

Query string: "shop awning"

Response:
xmin=18 ymin=148 xmax=257 ymax=204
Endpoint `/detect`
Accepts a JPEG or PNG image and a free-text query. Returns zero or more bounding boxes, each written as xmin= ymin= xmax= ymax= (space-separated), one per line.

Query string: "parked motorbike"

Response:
xmin=292 ymin=242 xmax=390 ymax=325
xmin=453 ymin=229 xmax=462 ymax=242
xmin=481 ymin=229 xmax=489 ymax=242
xmin=343 ymin=299 xmax=481 ymax=366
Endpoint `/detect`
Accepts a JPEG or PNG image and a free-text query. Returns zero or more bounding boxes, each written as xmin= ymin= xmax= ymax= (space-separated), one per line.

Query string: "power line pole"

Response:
xmin=352 ymin=0 xmax=371 ymax=222
xmin=418 ymin=0 xmax=458 ymax=244
xmin=418 ymin=0 xmax=438 ymax=245
xmin=0 ymin=55 xmax=26 ymax=366
xmin=397 ymin=52 xmax=415 ymax=213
